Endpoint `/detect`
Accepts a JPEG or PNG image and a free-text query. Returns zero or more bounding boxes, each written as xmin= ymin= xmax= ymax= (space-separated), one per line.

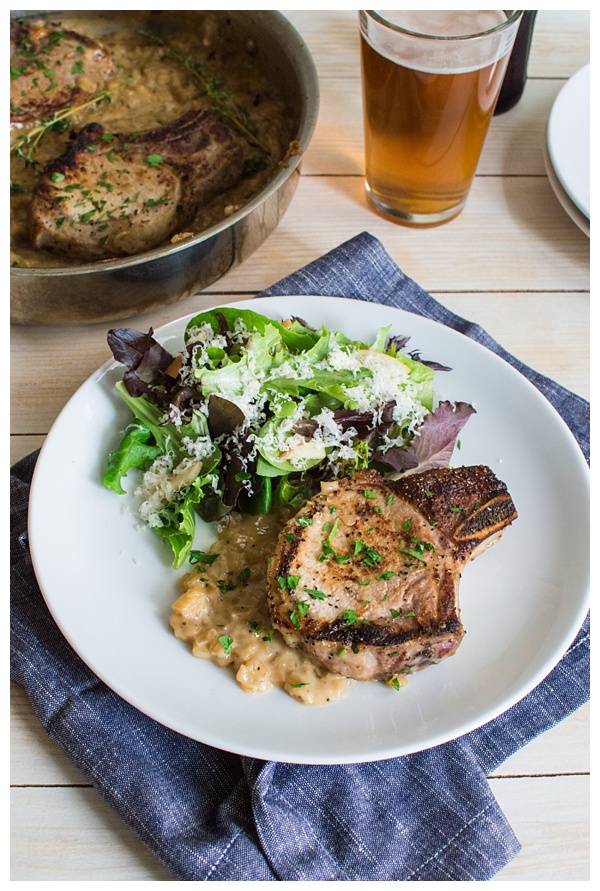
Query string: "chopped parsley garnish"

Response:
xmin=325 ymin=517 xmax=339 ymax=546
xmin=400 ymin=547 xmax=427 ymax=563
xmin=304 ymin=588 xmax=327 ymax=600
xmin=400 ymin=538 xmax=435 ymax=563
xmin=249 ymin=622 xmax=275 ymax=643
xmin=189 ymin=550 xmax=219 ymax=565
xmin=277 ymin=575 xmax=301 ymax=590
xmin=354 ymin=539 xmax=382 ymax=566
xmin=218 ymin=635 xmax=233 ymax=656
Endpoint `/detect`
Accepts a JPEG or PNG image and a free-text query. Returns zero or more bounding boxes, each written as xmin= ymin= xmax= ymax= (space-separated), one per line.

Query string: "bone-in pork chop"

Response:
xmin=10 ymin=19 xmax=114 ymax=125
xmin=267 ymin=466 xmax=517 ymax=682
xmin=29 ymin=110 xmax=245 ymax=260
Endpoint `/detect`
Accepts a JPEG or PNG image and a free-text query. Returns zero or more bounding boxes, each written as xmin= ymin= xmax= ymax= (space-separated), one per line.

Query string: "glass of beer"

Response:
xmin=359 ymin=10 xmax=523 ymax=226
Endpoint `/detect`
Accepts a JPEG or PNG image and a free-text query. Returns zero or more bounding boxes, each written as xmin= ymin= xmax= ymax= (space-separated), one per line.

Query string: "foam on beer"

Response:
xmin=368 ymin=10 xmax=513 ymax=74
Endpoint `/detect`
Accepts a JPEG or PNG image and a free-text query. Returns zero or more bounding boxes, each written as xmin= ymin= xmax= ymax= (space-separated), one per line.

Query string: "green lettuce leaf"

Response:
xmin=185 ymin=307 xmax=320 ymax=352
xmin=151 ymin=474 xmax=213 ymax=568
xmin=103 ymin=424 xmax=162 ymax=494
xmin=395 ymin=354 xmax=435 ymax=411
xmin=112 ymin=381 xmax=174 ymax=453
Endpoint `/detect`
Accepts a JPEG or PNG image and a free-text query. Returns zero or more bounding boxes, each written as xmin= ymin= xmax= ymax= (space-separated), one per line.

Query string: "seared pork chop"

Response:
xmin=267 ymin=466 xmax=517 ymax=682
xmin=10 ymin=19 xmax=114 ymax=125
xmin=29 ymin=110 xmax=245 ymax=260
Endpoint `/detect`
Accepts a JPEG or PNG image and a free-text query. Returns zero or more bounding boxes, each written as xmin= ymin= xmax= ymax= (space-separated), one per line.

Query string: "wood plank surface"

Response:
xmin=11 ymin=8 xmax=589 ymax=883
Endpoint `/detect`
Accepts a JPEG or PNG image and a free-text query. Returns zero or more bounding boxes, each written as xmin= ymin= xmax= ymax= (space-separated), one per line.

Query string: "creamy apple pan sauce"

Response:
xmin=170 ymin=510 xmax=354 ymax=706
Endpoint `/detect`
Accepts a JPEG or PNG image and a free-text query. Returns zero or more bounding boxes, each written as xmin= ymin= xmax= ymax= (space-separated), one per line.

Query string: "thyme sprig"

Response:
xmin=139 ymin=29 xmax=270 ymax=153
xmin=10 ymin=89 xmax=113 ymax=168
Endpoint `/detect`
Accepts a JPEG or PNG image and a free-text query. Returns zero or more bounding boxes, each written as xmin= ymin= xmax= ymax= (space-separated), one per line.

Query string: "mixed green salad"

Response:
xmin=103 ymin=306 xmax=474 ymax=567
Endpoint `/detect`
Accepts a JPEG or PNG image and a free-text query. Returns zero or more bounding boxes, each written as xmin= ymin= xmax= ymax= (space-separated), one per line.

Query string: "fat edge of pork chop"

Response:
xmin=10 ymin=19 xmax=114 ymax=125
xmin=267 ymin=466 xmax=517 ymax=682
xmin=29 ymin=110 xmax=245 ymax=260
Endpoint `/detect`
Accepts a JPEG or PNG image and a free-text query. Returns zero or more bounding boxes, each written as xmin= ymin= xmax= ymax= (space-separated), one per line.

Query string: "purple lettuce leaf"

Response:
xmin=291 ymin=401 xmax=396 ymax=442
xmin=107 ymin=327 xmax=174 ymax=373
xmin=375 ymin=400 xmax=476 ymax=475
xmin=107 ymin=327 xmax=182 ymax=407
xmin=387 ymin=335 xmax=452 ymax=371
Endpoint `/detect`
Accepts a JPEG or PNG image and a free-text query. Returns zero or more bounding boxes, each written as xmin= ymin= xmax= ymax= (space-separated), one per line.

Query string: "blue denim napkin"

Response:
xmin=11 ymin=232 xmax=589 ymax=881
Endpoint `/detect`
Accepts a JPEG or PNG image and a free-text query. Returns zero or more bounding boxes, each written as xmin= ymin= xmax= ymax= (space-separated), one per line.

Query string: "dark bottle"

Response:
xmin=495 ymin=11 xmax=538 ymax=114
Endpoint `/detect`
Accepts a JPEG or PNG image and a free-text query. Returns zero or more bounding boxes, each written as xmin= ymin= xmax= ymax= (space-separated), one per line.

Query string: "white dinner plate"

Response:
xmin=547 ymin=64 xmax=590 ymax=220
xmin=543 ymin=143 xmax=590 ymax=237
xmin=28 ymin=296 xmax=590 ymax=764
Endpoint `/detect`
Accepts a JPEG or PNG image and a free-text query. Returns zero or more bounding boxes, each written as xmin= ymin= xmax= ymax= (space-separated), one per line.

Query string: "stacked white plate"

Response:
xmin=545 ymin=63 xmax=590 ymax=236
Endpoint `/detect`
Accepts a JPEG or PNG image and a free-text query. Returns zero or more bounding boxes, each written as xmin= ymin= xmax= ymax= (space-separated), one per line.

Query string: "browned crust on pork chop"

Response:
xmin=391 ymin=464 xmax=518 ymax=561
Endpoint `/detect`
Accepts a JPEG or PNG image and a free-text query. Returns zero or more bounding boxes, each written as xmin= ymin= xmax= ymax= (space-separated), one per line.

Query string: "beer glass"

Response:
xmin=359 ymin=11 xmax=523 ymax=226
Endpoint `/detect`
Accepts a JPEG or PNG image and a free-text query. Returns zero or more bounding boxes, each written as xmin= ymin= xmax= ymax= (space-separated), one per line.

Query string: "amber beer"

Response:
xmin=359 ymin=11 xmax=522 ymax=225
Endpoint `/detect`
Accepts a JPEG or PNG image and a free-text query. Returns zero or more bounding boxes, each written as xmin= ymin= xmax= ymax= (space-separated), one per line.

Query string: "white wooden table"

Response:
xmin=10 ymin=10 xmax=589 ymax=881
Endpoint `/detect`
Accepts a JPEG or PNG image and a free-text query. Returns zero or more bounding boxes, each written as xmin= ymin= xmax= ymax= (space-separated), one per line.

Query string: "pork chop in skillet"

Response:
xmin=268 ymin=466 xmax=517 ymax=682
xmin=10 ymin=19 xmax=114 ymax=125
xmin=29 ymin=109 xmax=245 ymax=260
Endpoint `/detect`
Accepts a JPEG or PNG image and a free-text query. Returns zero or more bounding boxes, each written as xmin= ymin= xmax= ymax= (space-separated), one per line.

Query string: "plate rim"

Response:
xmin=547 ymin=63 xmax=590 ymax=219
xmin=27 ymin=295 xmax=590 ymax=764
xmin=543 ymin=144 xmax=590 ymax=237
